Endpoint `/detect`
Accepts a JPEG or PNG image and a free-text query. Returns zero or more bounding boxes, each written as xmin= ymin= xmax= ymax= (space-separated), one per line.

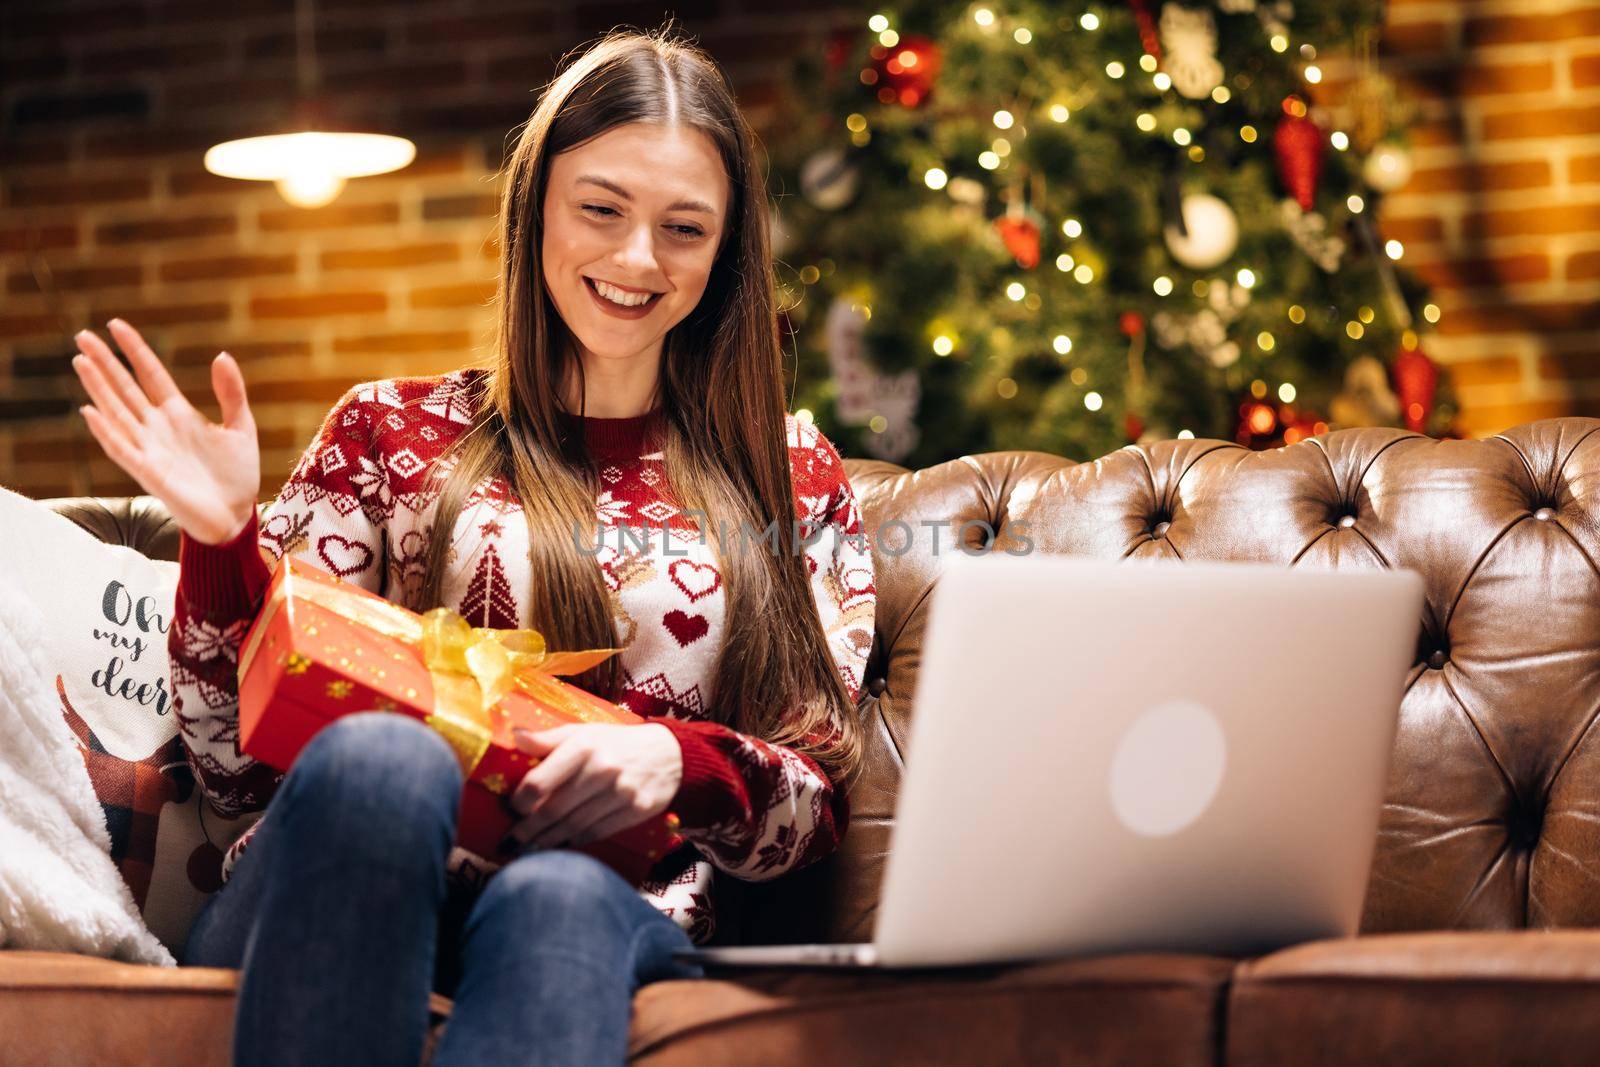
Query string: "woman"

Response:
xmin=69 ymin=25 xmax=876 ymax=1066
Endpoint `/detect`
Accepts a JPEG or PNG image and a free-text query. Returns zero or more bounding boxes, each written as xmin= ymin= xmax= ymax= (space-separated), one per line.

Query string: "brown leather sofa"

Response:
xmin=8 ymin=418 xmax=1600 ymax=1065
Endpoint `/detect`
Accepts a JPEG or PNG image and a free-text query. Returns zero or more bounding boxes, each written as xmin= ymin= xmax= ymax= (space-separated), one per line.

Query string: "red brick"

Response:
xmin=1538 ymin=352 xmax=1600 ymax=382
xmin=321 ymin=244 xmax=461 ymax=271
xmin=6 ymin=176 xmax=151 ymax=208
xmin=1413 ymin=253 xmax=1551 ymax=289
xmin=7 ymin=264 xmax=142 ymax=295
xmin=258 ymin=203 xmax=401 ymax=232
xmin=1447 ymin=356 xmax=1525 ymax=389
xmin=1458 ymin=399 xmax=1586 ymax=436
xmin=1483 ymin=106 xmax=1600 ymax=142
xmin=410 ymin=281 xmax=496 ymax=310
xmin=96 ymin=215 xmax=236 ymax=245
xmin=1568 ymin=250 xmax=1600 ymax=282
xmin=168 ymin=340 xmax=312 ymax=369
xmin=330 ymin=330 xmax=476 ymax=354
xmin=1462 ymin=202 xmax=1600 ymax=239
xmin=1463 ymin=11 xmax=1600 ymax=48
xmin=250 ymin=292 xmax=388 ymax=318
xmin=164 ymin=74 xmax=299 ymax=110
xmin=1381 ymin=216 xmax=1447 ymax=244
xmin=0 ymin=224 xmax=77 ymax=253
xmin=160 ymin=255 xmax=297 ymax=283
xmin=1407 ymin=159 xmax=1551 ymax=195
xmin=0 ymin=314 xmax=67 ymax=342
xmin=1572 ymin=155 xmax=1600 ymax=184
xmin=1438 ymin=300 xmax=1600 ymax=335
xmin=82 ymin=302 xmax=231 ymax=329
xmin=422 ymin=194 xmax=498 ymax=221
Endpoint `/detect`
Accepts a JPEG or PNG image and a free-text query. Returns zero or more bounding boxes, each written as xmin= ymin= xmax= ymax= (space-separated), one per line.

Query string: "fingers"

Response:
xmin=514 ymin=774 xmax=614 ymax=850
xmin=106 ymin=318 xmax=184 ymax=408
xmin=72 ymin=351 xmax=146 ymax=447
xmin=508 ymin=741 xmax=585 ymax=816
xmin=79 ymin=404 xmax=148 ymax=486
xmin=565 ymin=802 xmax=643 ymax=847
xmin=211 ymin=352 xmax=255 ymax=433
xmin=75 ymin=328 xmax=153 ymax=422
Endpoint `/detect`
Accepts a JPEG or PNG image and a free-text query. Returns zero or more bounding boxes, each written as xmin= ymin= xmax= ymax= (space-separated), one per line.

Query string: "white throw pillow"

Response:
xmin=0 ymin=484 xmax=260 ymax=954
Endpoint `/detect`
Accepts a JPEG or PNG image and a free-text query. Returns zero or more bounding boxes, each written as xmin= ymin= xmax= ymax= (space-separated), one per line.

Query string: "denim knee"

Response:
xmin=469 ymin=850 xmax=633 ymax=942
xmin=276 ymin=711 xmax=464 ymax=856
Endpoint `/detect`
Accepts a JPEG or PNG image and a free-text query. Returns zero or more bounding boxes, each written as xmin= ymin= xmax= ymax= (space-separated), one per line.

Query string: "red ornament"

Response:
xmin=870 ymin=34 xmax=942 ymax=108
xmin=1119 ymin=310 xmax=1145 ymax=338
xmin=1127 ymin=0 xmax=1163 ymax=62
xmin=1124 ymin=411 xmax=1146 ymax=443
xmin=1391 ymin=343 xmax=1438 ymax=432
xmin=1274 ymin=96 xmax=1325 ymax=211
xmin=993 ymin=215 xmax=1041 ymax=268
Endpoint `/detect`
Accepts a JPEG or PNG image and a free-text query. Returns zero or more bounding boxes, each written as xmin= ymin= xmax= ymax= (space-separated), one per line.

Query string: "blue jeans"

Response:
xmin=182 ymin=711 xmax=703 ymax=1066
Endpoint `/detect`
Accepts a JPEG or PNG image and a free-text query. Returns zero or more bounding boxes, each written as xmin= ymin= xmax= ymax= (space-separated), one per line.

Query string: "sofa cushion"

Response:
xmin=0 ymin=486 xmax=259 ymax=954
xmin=628 ymin=953 xmax=1234 ymax=1065
xmin=1228 ymin=930 xmax=1600 ymax=1066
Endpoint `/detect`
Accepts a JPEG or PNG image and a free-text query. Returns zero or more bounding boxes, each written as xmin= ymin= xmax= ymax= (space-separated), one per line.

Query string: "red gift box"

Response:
xmin=236 ymin=555 xmax=682 ymax=883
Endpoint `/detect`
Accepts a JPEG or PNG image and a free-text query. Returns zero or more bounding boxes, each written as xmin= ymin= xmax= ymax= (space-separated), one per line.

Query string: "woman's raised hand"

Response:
xmin=71 ymin=318 xmax=262 ymax=546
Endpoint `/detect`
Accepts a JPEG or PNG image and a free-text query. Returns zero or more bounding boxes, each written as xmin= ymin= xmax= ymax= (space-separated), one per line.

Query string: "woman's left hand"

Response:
xmin=502 ymin=723 xmax=682 ymax=853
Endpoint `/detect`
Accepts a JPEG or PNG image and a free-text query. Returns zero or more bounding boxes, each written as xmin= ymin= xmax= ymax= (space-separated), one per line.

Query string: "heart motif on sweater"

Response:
xmin=663 ymin=609 xmax=709 ymax=647
xmin=317 ymin=533 xmax=373 ymax=577
xmin=668 ymin=559 xmax=722 ymax=603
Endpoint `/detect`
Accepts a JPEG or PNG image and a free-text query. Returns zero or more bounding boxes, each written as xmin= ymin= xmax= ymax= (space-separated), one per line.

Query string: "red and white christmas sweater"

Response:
xmin=167 ymin=367 xmax=877 ymax=944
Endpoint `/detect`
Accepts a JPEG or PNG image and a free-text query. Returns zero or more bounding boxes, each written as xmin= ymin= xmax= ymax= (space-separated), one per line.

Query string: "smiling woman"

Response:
xmin=92 ymin=19 xmax=880 ymax=1067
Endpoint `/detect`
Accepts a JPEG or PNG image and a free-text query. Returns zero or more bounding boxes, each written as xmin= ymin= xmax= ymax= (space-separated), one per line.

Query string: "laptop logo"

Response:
xmin=1108 ymin=700 xmax=1227 ymax=837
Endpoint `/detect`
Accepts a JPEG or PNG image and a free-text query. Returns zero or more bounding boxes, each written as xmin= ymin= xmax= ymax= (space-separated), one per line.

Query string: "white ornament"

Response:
xmin=1363 ymin=142 xmax=1413 ymax=193
xmin=824 ymin=297 xmax=920 ymax=462
xmin=1163 ymin=193 xmax=1239 ymax=269
xmin=1160 ymin=5 xmax=1224 ymax=100
xmin=800 ymin=147 xmax=860 ymax=211
xmin=1278 ymin=199 xmax=1345 ymax=272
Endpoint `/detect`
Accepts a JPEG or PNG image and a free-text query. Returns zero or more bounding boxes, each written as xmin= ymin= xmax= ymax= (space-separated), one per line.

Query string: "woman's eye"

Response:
xmin=582 ymin=205 xmax=704 ymax=239
xmin=582 ymin=205 xmax=619 ymax=218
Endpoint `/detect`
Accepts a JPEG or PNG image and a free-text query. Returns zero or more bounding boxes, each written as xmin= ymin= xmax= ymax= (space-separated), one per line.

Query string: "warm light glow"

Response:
xmin=933 ymin=335 xmax=954 ymax=355
xmin=1236 ymin=268 xmax=1256 ymax=288
xmin=1358 ymin=306 xmax=1375 ymax=324
xmin=997 ymin=377 xmax=1018 ymax=398
xmin=1049 ymin=104 xmax=1071 ymax=122
xmin=878 ymin=29 xmax=899 ymax=46
xmin=1248 ymin=404 xmax=1276 ymax=435
xmin=1212 ymin=86 xmax=1231 ymax=103
xmin=1347 ymin=194 xmax=1365 ymax=213
xmin=1177 ymin=429 xmax=1195 ymax=439
xmin=979 ymin=151 xmax=1001 ymax=170
xmin=973 ymin=8 xmax=994 ymax=27
xmin=1014 ymin=27 xmax=1032 ymax=44
xmin=1304 ymin=65 xmax=1322 ymax=84
xmin=1153 ymin=72 xmax=1172 ymax=91
xmin=1070 ymin=367 xmax=1089 ymax=386
xmin=869 ymin=414 xmax=888 ymax=432
xmin=1331 ymin=131 xmax=1349 ymax=151
xmin=204 ymin=131 xmax=416 ymax=208
xmin=1153 ymin=276 xmax=1173 ymax=296
xmin=1278 ymin=382 xmax=1297 ymax=403
xmin=1240 ymin=125 xmax=1258 ymax=143
xmin=1080 ymin=12 xmax=1100 ymax=30
xmin=1347 ymin=321 xmax=1365 ymax=339
xmin=1257 ymin=331 xmax=1275 ymax=351
xmin=1386 ymin=239 xmax=1405 ymax=260
xmin=1062 ymin=218 xmax=1083 ymax=238
xmin=1288 ymin=305 xmax=1306 ymax=324
xmin=869 ymin=14 xmax=889 ymax=32
xmin=1106 ymin=61 xmax=1126 ymax=79
xmin=1084 ymin=391 xmax=1103 ymax=411
xmin=1073 ymin=263 xmax=1095 ymax=283
xmin=796 ymin=408 xmax=815 ymax=425
xmin=1053 ymin=334 xmax=1073 ymax=354
xmin=993 ymin=109 xmax=1014 ymax=129
xmin=1006 ymin=282 xmax=1026 ymax=301
xmin=1173 ymin=128 xmax=1192 ymax=146
xmin=1270 ymin=34 xmax=1288 ymax=52
xmin=1250 ymin=379 xmax=1268 ymax=399
xmin=924 ymin=167 xmax=948 ymax=189
xmin=1140 ymin=54 xmax=1158 ymax=72
xmin=1424 ymin=303 xmax=1441 ymax=323
xmin=1137 ymin=112 xmax=1158 ymax=132
xmin=1055 ymin=253 xmax=1075 ymax=271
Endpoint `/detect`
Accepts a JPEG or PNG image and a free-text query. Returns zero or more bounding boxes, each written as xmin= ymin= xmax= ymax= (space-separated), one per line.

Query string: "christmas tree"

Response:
xmin=767 ymin=1 xmax=1459 ymax=467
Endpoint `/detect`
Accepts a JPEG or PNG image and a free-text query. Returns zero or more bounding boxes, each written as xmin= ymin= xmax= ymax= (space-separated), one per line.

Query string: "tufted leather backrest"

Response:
xmin=43 ymin=417 xmax=1600 ymax=943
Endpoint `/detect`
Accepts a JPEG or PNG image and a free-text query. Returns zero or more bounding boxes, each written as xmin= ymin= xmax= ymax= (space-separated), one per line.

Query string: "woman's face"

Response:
xmin=541 ymin=122 xmax=731 ymax=371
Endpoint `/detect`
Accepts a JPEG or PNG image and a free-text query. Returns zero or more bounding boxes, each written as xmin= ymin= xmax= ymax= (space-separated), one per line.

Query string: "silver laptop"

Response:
xmin=678 ymin=552 xmax=1424 ymax=969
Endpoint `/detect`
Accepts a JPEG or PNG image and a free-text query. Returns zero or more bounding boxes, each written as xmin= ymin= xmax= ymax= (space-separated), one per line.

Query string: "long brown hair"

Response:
xmin=408 ymin=25 xmax=862 ymax=784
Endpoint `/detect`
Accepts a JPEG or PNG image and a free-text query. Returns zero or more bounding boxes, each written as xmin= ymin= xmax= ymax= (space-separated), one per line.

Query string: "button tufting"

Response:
xmin=867 ymin=677 xmax=888 ymax=697
xmin=1337 ymin=514 xmax=1357 ymax=529
xmin=1533 ymin=507 xmax=1555 ymax=521
xmin=1426 ymin=649 xmax=1447 ymax=670
xmin=1152 ymin=521 xmax=1171 ymax=538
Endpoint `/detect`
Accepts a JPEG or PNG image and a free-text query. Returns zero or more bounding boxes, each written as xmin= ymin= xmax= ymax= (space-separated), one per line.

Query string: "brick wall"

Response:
xmin=3 ymin=2 xmax=1597 ymax=502
xmin=1346 ymin=0 xmax=1600 ymax=435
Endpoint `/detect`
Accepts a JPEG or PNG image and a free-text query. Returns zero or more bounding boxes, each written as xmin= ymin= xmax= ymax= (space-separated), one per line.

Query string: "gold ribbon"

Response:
xmin=250 ymin=562 xmax=627 ymax=774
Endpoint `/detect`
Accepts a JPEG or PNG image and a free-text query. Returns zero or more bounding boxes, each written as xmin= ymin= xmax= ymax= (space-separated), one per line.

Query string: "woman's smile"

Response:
xmin=583 ymin=275 xmax=664 ymax=320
